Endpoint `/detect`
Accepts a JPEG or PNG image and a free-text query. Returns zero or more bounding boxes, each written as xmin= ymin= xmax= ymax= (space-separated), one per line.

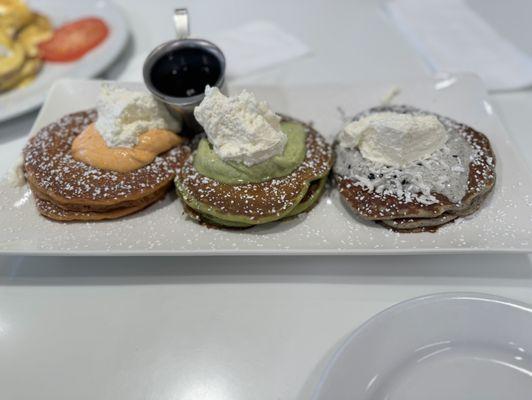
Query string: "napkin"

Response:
xmin=209 ymin=20 xmax=310 ymax=78
xmin=386 ymin=0 xmax=532 ymax=91
xmin=118 ymin=21 xmax=310 ymax=82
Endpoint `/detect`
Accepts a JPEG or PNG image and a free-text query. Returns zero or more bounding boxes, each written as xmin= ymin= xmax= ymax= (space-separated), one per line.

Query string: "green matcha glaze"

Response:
xmin=284 ymin=176 xmax=327 ymax=217
xmin=193 ymin=121 xmax=308 ymax=185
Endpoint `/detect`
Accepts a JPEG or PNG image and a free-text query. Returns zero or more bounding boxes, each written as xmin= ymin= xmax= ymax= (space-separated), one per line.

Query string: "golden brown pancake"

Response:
xmin=33 ymin=185 xmax=170 ymax=221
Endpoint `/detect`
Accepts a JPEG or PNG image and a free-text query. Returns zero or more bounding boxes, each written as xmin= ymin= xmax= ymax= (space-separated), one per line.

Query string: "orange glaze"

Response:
xmin=71 ymin=123 xmax=182 ymax=172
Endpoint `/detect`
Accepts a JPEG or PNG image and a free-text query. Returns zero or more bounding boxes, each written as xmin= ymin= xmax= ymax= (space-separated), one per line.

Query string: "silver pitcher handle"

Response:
xmin=174 ymin=8 xmax=190 ymax=39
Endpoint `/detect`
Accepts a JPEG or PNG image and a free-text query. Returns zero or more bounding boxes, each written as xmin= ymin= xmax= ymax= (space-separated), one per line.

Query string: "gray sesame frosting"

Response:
xmin=334 ymin=105 xmax=493 ymax=205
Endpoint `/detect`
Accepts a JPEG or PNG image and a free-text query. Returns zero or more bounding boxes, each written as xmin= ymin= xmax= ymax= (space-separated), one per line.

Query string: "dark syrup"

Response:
xmin=150 ymin=47 xmax=221 ymax=98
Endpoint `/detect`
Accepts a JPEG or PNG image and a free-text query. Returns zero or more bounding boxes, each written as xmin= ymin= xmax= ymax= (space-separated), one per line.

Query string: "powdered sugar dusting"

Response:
xmin=0 ymin=82 xmax=530 ymax=254
xmin=23 ymin=110 xmax=183 ymax=202
xmin=0 ymin=176 xmax=530 ymax=253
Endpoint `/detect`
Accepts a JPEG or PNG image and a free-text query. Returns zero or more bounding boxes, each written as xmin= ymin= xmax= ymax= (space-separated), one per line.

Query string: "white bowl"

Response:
xmin=313 ymin=292 xmax=532 ymax=400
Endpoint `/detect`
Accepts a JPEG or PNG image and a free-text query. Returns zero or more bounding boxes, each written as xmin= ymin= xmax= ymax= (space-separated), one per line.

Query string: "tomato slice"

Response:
xmin=38 ymin=17 xmax=109 ymax=62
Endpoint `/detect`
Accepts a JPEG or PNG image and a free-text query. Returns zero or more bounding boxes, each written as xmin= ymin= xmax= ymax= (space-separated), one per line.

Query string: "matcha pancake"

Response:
xmin=176 ymin=116 xmax=333 ymax=228
xmin=184 ymin=175 xmax=328 ymax=228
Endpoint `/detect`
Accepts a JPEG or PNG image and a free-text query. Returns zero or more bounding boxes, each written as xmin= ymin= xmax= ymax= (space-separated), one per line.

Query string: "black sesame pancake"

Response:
xmin=334 ymin=105 xmax=496 ymax=232
xmin=175 ymin=116 xmax=333 ymax=228
xmin=377 ymin=189 xmax=490 ymax=232
xmin=23 ymin=110 xmax=190 ymax=221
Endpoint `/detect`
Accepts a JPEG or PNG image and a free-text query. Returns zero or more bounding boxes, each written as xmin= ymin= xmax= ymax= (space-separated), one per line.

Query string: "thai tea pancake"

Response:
xmin=23 ymin=84 xmax=188 ymax=221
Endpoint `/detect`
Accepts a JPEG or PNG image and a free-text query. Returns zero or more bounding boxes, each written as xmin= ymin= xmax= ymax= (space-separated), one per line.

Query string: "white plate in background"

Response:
xmin=313 ymin=293 xmax=532 ymax=400
xmin=0 ymin=0 xmax=128 ymax=122
xmin=0 ymin=74 xmax=531 ymax=255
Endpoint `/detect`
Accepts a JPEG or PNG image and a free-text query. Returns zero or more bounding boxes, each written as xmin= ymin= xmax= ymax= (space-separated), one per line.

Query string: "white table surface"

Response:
xmin=1 ymin=1 xmax=532 ymax=399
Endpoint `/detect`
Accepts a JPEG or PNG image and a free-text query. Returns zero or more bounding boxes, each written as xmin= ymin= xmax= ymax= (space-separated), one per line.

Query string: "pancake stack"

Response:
xmin=23 ymin=110 xmax=190 ymax=221
xmin=175 ymin=116 xmax=333 ymax=228
xmin=333 ymin=105 xmax=496 ymax=232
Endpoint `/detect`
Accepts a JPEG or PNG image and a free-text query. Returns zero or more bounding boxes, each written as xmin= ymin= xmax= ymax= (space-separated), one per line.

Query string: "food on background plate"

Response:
xmin=333 ymin=105 xmax=496 ymax=232
xmin=0 ymin=0 xmax=33 ymax=37
xmin=38 ymin=17 xmax=109 ymax=62
xmin=0 ymin=0 xmax=52 ymax=91
xmin=175 ymin=86 xmax=333 ymax=228
xmin=0 ymin=0 xmax=109 ymax=93
xmin=22 ymin=84 xmax=189 ymax=221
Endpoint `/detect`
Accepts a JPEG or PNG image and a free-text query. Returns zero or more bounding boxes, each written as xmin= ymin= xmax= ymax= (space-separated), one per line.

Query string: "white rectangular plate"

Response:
xmin=1 ymin=75 xmax=531 ymax=255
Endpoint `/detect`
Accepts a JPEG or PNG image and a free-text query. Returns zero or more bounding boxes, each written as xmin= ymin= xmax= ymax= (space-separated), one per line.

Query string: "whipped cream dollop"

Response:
xmin=95 ymin=84 xmax=181 ymax=148
xmin=338 ymin=112 xmax=448 ymax=167
xmin=194 ymin=86 xmax=287 ymax=166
